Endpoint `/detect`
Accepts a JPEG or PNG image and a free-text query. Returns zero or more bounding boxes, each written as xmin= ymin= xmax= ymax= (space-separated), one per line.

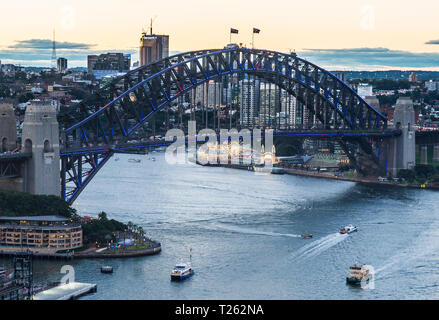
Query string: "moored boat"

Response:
xmin=101 ymin=266 xmax=113 ymax=274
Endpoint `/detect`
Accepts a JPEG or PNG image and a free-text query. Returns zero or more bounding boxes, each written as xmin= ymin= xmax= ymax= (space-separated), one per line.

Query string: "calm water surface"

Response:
xmin=5 ymin=152 xmax=439 ymax=299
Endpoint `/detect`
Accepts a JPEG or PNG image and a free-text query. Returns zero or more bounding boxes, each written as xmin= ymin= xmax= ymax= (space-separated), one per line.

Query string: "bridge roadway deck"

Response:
xmin=60 ymin=129 xmax=401 ymax=156
xmin=0 ymin=152 xmax=32 ymax=162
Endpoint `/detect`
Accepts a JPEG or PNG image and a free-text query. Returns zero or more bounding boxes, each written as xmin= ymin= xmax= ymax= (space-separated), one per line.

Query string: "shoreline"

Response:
xmin=73 ymin=242 xmax=162 ymax=259
xmin=200 ymin=162 xmax=439 ymax=190
xmin=282 ymin=168 xmax=439 ymax=190
xmin=0 ymin=241 xmax=162 ymax=260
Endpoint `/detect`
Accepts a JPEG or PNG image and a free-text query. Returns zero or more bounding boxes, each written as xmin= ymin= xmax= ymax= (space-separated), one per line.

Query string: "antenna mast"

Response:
xmin=51 ymin=29 xmax=57 ymax=70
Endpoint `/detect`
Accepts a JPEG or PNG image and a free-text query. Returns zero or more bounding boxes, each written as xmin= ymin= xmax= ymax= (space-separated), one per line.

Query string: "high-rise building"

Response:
xmin=357 ymin=83 xmax=373 ymax=99
xmin=425 ymin=80 xmax=437 ymax=92
xmin=87 ymin=55 xmax=99 ymax=74
xmin=409 ymin=72 xmax=418 ymax=82
xmin=87 ymin=53 xmax=131 ymax=79
xmin=335 ymin=72 xmax=346 ymax=82
xmin=139 ymin=28 xmax=169 ymax=66
xmin=207 ymin=81 xmax=221 ymax=107
xmin=57 ymin=57 xmax=67 ymax=73
xmin=240 ymin=77 xmax=260 ymax=127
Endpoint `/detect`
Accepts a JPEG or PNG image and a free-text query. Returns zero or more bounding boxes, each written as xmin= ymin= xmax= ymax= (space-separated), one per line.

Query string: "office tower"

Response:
xmin=357 ymin=83 xmax=373 ymax=99
xmin=139 ymin=27 xmax=169 ymax=66
xmin=87 ymin=53 xmax=131 ymax=79
xmin=57 ymin=57 xmax=68 ymax=73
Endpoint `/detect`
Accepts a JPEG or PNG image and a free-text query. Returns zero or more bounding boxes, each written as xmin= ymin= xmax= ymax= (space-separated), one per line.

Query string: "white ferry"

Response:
xmin=170 ymin=261 xmax=194 ymax=281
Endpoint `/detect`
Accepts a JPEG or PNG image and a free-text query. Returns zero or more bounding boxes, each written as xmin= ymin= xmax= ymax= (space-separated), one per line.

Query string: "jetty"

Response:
xmin=33 ymin=282 xmax=97 ymax=300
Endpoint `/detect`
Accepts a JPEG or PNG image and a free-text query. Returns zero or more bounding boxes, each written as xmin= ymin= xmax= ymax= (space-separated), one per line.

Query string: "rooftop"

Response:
xmin=0 ymin=216 xmax=70 ymax=222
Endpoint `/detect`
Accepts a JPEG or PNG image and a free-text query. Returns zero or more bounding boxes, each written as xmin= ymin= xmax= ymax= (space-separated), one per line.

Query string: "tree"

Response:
xmin=414 ymin=165 xmax=436 ymax=181
xmin=398 ymin=169 xmax=416 ymax=183
xmin=18 ymin=92 xmax=34 ymax=103
xmin=98 ymin=211 xmax=108 ymax=221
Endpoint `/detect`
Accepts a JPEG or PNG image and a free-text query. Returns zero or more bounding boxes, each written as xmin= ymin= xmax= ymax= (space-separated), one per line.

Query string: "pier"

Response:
xmin=33 ymin=282 xmax=97 ymax=300
xmin=0 ymin=250 xmax=73 ymax=260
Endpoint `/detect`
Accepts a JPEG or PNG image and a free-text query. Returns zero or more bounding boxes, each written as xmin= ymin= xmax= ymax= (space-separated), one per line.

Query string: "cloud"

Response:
xmin=425 ymin=40 xmax=439 ymax=45
xmin=8 ymin=39 xmax=96 ymax=50
xmin=297 ymin=47 xmax=439 ymax=70
xmin=0 ymin=39 xmax=136 ymax=67
xmin=2 ymin=42 xmax=439 ymax=70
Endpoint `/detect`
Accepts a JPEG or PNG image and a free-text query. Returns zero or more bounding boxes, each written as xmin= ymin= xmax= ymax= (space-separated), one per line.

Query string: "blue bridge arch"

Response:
xmin=59 ymin=47 xmax=392 ymax=203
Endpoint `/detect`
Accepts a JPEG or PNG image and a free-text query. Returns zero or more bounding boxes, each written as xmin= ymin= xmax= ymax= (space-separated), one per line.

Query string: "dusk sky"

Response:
xmin=2 ymin=0 xmax=439 ymax=70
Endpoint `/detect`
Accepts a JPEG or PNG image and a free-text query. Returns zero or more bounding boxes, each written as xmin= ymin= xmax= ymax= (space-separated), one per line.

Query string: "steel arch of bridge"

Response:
xmin=60 ymin=47 xmax=389 ymax=203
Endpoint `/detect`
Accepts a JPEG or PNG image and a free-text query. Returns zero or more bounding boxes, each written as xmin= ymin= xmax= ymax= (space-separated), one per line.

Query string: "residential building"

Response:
xmin=0 ymin=216 xmax=82 ymax=253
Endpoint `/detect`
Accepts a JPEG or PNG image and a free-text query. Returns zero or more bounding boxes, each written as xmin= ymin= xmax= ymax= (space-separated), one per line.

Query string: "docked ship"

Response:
xmin=346 ymin=263 xmax=371 ymax=286
xmin=0 ymin=268 xmax=14 ymax=289
xmin=170 ymin=261 xmax=194 ymax=281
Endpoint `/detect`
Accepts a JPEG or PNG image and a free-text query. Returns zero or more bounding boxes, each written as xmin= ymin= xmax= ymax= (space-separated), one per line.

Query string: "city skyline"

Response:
xmin=2 ymin=0 xmax=439 ymax=70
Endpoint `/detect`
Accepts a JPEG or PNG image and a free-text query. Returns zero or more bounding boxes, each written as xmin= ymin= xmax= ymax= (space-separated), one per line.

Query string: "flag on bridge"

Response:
xmin=230 ymin=28 xmax=239 ymax=34
xmin=253 ymin=28 xmax=260 ymax=34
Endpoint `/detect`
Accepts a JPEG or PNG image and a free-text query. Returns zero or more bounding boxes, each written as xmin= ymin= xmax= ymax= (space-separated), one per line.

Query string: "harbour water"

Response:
xmin=6 ymin=152 xmax=439 ymax=299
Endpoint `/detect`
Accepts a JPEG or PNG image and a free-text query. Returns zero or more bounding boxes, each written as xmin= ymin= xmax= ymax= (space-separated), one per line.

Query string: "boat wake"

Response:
xmin=211 ymin=223 xmax=302 ymax=238
xmin=291 ymin=233 xmax=348 ymax=261
xmin=374 ymin=219 xmax=439 ymax=280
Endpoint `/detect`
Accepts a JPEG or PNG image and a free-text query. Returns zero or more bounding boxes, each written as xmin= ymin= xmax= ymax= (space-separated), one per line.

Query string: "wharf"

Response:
xmin=32 ymin=282 xmax=97 ymax=300
xmin=0 ymin=249 xmax=73 ymax=260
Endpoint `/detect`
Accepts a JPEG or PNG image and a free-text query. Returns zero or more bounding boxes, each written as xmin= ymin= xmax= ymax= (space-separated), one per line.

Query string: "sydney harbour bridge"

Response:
xmin=1 ymin=47 xmax=421 ymax=204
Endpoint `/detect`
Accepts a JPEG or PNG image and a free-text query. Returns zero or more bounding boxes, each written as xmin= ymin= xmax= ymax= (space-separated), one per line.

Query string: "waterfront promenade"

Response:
xmin=73 ymin=240 xmax=161 ymax=259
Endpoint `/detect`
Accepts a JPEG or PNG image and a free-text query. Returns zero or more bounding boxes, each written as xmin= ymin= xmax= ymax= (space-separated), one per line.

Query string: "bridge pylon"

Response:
xmin=387 ymin=97 xmax=416 ymax=176
xmin=21 ymin=101 xmax=60 ymax=196
xmin=0 ymin=103 xmax=17 ymax=152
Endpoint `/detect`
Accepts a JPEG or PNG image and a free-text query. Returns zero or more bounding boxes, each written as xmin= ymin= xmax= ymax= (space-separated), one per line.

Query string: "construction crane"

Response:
xmin=141 ymin=16 xmax=157 ymax=35
xmin=149 ymin=15 xmax=157 ymax=35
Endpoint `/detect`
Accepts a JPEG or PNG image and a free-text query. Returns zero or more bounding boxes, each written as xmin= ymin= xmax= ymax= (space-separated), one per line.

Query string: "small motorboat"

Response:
xmin=301 ymin=234 xmax=313 ymax=239
xmin=340 ymin=224 xmax=358 ymax=234
xmin=101 ymin=266 xmax=113 ymax=274
xmin=170 ymin=261 xmax=194 ymax=281
xmin=346 ymin=262 xmax=371 ymax=286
